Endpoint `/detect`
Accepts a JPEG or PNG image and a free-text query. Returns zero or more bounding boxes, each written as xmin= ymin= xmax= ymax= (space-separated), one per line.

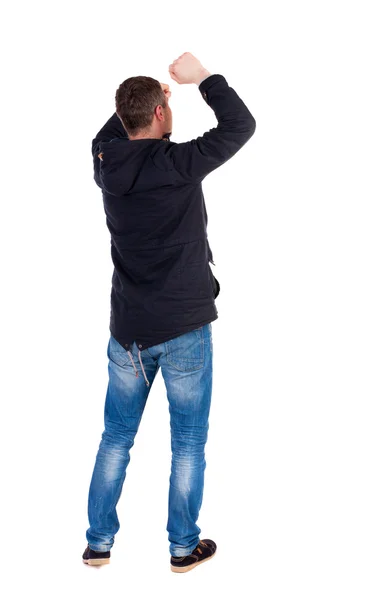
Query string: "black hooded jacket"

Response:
xmin=92 ymin=73 xmax=256 ymax=352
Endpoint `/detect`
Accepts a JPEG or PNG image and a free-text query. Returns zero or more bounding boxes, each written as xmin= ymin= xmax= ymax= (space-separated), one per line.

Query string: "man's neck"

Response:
xmin=129 ymin=132 xmax=170 ymax=141
xmin=129 ymin=130 xmax=160 ymax=141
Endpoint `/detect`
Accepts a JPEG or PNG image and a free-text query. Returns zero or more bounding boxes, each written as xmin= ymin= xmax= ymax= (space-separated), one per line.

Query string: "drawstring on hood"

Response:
xmin=127 ymin=350 xmax=150 ymax=387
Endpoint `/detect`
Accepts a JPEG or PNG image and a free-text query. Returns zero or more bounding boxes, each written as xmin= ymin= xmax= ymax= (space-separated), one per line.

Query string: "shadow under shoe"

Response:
xmin=170 ymin=539 xmax=217 ymax=573
xmin=82 ymin=544 xmax=111 ymax=566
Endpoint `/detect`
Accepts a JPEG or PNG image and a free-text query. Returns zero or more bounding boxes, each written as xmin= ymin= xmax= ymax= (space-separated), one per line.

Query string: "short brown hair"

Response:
xmin=115 ymin=76 xmax=167 ymax=137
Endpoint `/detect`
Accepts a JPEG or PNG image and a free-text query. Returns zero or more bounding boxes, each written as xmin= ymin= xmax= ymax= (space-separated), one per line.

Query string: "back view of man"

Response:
xmin=82 ymin=52 xmax=256 ymax=573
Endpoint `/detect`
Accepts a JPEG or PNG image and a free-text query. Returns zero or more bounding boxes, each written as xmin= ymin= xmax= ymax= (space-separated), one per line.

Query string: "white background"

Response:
xmin=2 ymin=1 xmax=378 ymax=598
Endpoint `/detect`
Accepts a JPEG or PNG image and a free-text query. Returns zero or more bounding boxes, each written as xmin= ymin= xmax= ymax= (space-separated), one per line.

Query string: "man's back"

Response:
xmin=92 ymin=73 xmax=256 ymax=352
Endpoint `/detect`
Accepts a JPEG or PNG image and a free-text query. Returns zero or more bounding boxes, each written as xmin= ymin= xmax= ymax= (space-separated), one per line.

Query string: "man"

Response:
xmin=82 ymin=52 xmax=256 ymax=573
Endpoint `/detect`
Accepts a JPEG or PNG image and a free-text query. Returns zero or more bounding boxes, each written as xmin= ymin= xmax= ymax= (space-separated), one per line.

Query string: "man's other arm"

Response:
xmin=91 ymin=112 xmax=128 ymax=188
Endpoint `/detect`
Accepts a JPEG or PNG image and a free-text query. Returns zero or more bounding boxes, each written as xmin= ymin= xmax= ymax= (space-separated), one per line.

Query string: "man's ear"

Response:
xmin=155 ymin=104 xmax=166 ymax=122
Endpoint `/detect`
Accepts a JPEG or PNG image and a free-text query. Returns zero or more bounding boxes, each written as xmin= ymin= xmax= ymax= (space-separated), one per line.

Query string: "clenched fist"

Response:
xmin=160 ymin=82 xmax=171 ymax=101
xmin=168 ymin=52 xmax=211 ymax=85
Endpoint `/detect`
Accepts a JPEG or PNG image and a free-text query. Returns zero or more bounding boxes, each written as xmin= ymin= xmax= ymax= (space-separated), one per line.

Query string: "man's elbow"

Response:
xmin=247 ymin=115 xmax=256 ymax=137
xmin=239 ymin=116 xmax=256 ymax=146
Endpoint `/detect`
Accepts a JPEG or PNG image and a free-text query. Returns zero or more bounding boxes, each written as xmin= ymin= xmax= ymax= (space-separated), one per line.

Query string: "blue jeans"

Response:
xmin=86 ymin=322 xmax=213 ymax=557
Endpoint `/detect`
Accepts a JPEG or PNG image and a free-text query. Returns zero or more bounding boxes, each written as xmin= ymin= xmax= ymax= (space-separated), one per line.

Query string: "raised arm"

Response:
xmin=166 ymin=54 xmax=256 ymax=182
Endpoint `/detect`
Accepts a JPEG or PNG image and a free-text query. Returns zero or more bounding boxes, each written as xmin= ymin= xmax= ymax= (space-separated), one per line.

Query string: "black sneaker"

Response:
xmin=82 ymin=544 xmax=111 ymax=566
xmin=170 ymin=539 xmax=217 ymax=573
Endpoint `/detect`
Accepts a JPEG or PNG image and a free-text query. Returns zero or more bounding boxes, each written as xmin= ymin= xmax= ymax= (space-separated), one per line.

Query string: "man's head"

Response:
xmin=115 ymin=76 xmax=172 ymax=140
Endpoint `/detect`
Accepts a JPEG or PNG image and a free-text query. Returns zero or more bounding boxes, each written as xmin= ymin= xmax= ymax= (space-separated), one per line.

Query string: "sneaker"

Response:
xmin=170 ymin=539 xmax=217 ymax=573
xmin=82 ymin=544 xmax=111 ymax=566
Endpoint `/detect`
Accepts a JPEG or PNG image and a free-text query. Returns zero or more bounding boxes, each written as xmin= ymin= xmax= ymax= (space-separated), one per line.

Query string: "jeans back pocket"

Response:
xmin=165 ymin=326 xmax=204 ymax=371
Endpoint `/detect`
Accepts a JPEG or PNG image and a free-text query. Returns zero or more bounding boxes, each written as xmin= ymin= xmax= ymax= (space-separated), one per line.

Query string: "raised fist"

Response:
xmin=168 ymin=52 xmax=210 ymax=85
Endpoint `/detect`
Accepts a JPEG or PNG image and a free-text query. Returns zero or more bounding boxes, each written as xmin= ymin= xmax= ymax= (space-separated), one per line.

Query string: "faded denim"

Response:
xmin=86 ymin=322 xmax=213 ymax=557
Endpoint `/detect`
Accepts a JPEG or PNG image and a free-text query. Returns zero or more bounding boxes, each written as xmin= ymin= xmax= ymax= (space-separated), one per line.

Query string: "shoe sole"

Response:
xmin=83 ymin=558 xmax=110 ymax=566
xmin=170 ymin=550 xmax=216 ymax=573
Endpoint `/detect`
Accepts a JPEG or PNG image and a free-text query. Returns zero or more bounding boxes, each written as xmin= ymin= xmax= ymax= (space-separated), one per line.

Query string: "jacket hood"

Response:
xmin=98 ymin=136 xmax=170 ymax=196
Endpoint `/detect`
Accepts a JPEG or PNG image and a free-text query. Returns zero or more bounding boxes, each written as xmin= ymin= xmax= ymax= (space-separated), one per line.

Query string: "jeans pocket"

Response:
xmin=165 ymin=327 xmax=204 ymax=371
xmin=107 ymin=335 xmax=130 ymax=367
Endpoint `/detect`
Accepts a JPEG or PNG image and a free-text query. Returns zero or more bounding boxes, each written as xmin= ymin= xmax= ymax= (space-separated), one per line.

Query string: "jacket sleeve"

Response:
xmin=91 ymin=112 xmax=128 ymax=188
xmin=166 ymin=74 xmax=256 ymax=182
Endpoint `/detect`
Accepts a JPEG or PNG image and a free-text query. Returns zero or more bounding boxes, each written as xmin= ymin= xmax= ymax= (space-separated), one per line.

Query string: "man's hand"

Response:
xmin=160 ymin=82 xmax=172 ymax=102
xmin=168 ymin=52 xmax=211 ymax=85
